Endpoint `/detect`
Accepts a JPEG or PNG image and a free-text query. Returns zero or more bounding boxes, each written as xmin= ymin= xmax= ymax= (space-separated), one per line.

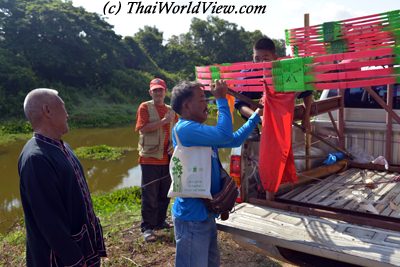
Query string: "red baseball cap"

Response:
xmin=149 ymin=78 xmax=167 ymax=91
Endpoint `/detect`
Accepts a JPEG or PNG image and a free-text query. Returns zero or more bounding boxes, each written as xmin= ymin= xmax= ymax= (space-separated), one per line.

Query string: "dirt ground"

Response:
xmin=0 ymin=215 xmax=297 ymax=267
xmin=101 ymin=220 xmax=297 ymax=267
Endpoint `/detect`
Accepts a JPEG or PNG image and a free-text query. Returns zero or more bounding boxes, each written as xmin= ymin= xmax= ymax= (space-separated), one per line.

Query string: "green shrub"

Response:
xmin=0 ymin=121 xmax=32 ymax=134
xmin=75 ymin=145 xmax=134 ymax=161
xmin=92 ymin=187 xmax=142 ymax=215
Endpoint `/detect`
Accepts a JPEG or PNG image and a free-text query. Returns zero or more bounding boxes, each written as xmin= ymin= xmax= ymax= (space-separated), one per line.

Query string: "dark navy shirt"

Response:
xmin=18 ymin=134 xmax=106 ymax=267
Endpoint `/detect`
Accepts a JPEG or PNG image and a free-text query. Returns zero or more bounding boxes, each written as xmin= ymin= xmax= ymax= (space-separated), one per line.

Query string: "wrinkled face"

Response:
xmin=186 ymin=86 xmax=208 ymax=123
xmin=253 ymin=49 xmax=277 ymax=62
xmin=48 ymin=96 xmax=69 ymax=137
xmin=149 ymin=87 xmax=166 ymax=104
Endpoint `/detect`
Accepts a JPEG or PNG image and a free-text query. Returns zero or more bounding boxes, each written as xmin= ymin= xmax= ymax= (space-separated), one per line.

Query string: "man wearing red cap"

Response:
xmin=135 ymin=78 xmax=177 ymax=242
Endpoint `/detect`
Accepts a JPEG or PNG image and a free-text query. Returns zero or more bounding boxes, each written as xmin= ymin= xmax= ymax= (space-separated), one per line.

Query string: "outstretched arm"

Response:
xmin=218 ymin=108 xmax=262 ymax=148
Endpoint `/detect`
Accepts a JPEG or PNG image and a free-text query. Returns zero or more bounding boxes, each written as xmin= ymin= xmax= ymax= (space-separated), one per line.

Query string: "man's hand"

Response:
xmin=210 ymin=80 xmax=228 ymax=99
xmin=162 ymin=110 xmax=175 ymax=124
xmin=254 ymin=108 xmax=263 ymax=118
xmin=254 ymin=107 xmax=263 ymax=121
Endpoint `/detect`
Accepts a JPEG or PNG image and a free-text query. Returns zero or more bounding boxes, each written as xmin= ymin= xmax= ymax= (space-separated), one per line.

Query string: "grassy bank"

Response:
xmin=0 ymin=187 xmax=144 ymax=266
xmin=0 ymin=121 xmax=33 ymax=145
xmin=67 ymin=102 xmax=137 ymax=129
xmin=0 ymin=101 xmax=139 ymax=146
xmin=75 ymin=145 xmax=134 ymax=161
xmin=0 ymin=187 xmax=290 ymax=267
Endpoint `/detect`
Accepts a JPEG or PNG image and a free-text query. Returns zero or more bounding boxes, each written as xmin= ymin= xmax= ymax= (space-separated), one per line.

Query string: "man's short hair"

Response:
xmin=171 ymin=81 xmax=203 ymax=115
xmin=253 ymin=37 xmax=275 ymax=52
xmin=23 ymin=88 xmax=59 ymax=124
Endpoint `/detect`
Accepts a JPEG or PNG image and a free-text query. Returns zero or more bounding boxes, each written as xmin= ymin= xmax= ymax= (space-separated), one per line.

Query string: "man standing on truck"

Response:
xmin=234 ymin=36 xmax=314 ymax=140
xmin=170 ymin=80 xmax=262 ymax=267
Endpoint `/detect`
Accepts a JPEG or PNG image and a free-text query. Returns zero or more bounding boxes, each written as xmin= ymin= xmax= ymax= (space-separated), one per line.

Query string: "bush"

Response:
xmin=92 ymin=187 xmax=142 ymax=215
xmin=74 ymin=145 xmax=133 ymax=161
xmin=0 ymin=121 xmax=32 ymax=134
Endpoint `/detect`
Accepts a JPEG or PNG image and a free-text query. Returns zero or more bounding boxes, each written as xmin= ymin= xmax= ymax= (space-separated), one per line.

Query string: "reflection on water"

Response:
xmin=3 ymin=198 xmax=21 ymax=212
xmin=115 ymin=165 xmax=142 ymax=189
xmin=0 ymin=117 xmax=242 ymax=233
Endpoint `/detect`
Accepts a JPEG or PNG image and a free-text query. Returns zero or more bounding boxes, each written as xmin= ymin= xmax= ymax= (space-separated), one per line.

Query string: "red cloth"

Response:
xmin=259 ymin=90 xmax=298 ymax=192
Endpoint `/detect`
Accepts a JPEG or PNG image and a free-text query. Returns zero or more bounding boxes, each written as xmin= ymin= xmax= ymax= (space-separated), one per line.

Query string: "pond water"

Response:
xmin=0 ymin=118 xmax=241 ymax=233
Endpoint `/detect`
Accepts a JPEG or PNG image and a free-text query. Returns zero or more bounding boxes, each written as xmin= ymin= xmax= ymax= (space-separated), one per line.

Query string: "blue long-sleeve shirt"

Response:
xmin=171 ymin=98 xmax=260 ymax=221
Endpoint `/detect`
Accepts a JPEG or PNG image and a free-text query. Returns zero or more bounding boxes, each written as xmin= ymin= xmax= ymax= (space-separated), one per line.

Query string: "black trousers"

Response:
xmin=140 ymin=164 xmax=171 ymax=232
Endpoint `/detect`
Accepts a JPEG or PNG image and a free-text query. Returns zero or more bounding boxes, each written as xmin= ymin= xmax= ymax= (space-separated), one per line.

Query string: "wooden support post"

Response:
xmin=304 ymin=13 xmax=312 ymax=170
xmin=266 ymin=192 xmax=275 ymax=201
xmin=386 ymin=84 xmax=393 ymax=164
xmin=338 ymin=90 xmax=345 ymax=149
xmin=365 ymin=86 xmax=400 ymax=124
xmin=328 ymin=111 xmax=340 ymax=138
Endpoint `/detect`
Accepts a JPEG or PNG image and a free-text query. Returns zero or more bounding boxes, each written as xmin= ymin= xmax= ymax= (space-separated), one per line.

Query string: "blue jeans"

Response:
xmin=173 ymin=215 xmax=220 ymax=267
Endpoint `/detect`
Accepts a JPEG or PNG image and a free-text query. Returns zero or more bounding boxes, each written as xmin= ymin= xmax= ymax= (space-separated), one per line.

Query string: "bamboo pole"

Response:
xmin=304 ymin=13 xmax=312 ymax=170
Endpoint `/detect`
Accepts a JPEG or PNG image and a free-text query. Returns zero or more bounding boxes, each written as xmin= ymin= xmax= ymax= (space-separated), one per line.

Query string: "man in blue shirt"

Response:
xmin=170 ymin=80 xmax=262 ymax=267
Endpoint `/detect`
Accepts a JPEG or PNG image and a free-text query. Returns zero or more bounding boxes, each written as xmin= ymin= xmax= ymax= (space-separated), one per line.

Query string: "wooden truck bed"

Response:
xmin=278 ymin=168 xmax=400 ymax=218
xmin=217 ymin=162 xmax=400 ymax=266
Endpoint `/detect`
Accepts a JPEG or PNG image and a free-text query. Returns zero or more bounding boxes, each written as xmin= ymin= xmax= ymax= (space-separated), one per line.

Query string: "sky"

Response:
xmin=71 ymin=0 xmax=399 ymax=41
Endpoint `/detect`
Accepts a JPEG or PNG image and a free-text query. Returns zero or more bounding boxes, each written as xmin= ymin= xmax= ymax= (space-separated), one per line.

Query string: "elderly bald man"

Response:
xmin=18 ymin=88 xmax=107 ymax=267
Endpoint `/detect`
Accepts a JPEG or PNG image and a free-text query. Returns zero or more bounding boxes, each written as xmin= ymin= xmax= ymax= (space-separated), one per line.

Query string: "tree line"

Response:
xmin=0 ymin=0 xmax=285 ymax=121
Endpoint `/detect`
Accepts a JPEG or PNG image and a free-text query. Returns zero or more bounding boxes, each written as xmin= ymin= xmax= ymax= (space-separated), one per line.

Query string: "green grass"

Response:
xmin=0 ymin=101 xmax=140 ymax=145
xmin=0 ymin=132 xmax=31 ymax=145
xmin=75 ymin=145 xmax=134 ymax=161
xmin=0 ymin=187 xmax=143 ymax=266
xmin=67 ymin=102 xmax=138 ymax=129
xmin=0 ymin=186 xmax=287 ymax=267
xmin=92 ymin=187 xmax=142 ymax=217
xmin=0 ymin=120 xmax=32 ymax=145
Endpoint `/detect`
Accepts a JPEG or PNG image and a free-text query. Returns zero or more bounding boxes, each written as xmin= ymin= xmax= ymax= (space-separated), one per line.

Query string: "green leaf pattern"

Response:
xmin=171 ymin=156 xmax=183 ymax=192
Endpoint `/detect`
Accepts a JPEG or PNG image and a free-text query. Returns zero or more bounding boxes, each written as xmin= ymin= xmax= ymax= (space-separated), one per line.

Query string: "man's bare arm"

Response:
xmin=239 ymin=105 xmax=256 ymax=119
xmin=139 ymin=110 xmax=175 ymax=133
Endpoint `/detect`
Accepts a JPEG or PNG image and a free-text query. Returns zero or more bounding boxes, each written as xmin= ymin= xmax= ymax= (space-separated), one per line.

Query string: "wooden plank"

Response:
xmin=278 ymin=182 xmax=316 ymax=199
xmin=383 ymin=192 xmax=400 ymax=216
xmin=279 ymin=168 xmax=400 ymax=218
xmin=315 ymin=170 xmax=364 ymax=207
xmin=345 ymin=171 xmax=397 ymax=212
xmin=303 ymin=169 xmax=360 ymax=204
xmin=375 ymin=180 xmax=400 ymax=215
xmin=320 ymin=188 xmax=355 ymax=207
xmin=282 ymin=168 xmax=359 ymax=202
xmin=341 ymin=172 xmax=393 ymax=212
xmin=293 ymin=96 xmax=342 ymax=120
xmin=341 ymin=171 xmax=382 ymax=206
xmin=365 ymin=86 xmax=400 ymax=125
xmin=277 ymin=160 xmax=349 ymax=196
xmin=386 ymin=182 xmax=400 ymax=217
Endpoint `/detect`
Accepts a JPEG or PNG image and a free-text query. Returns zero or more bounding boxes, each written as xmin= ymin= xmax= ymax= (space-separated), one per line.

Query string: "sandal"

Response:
xmin=143 ymin=229 xmax=157 ymax=242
